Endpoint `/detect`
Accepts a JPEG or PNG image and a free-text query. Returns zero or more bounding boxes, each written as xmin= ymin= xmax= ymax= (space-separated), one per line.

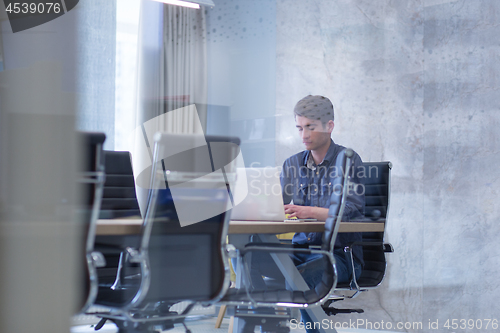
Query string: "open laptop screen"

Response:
xmin=230 ymin=167 xmax=287 ymax=221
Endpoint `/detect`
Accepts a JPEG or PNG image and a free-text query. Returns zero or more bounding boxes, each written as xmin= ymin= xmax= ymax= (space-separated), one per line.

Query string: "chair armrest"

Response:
xmin=90 ymin=251 xmax=107 ymax=268
xmin=108 ymin=247 xmax=143 ymax=291
xmin=345 ymin=241 xmax=394 ymax=253
xmin=225 ymin=243 xmax=238 ymax=258
xmin=383 ymin=243 xmax=394 ymax=253
xmin=124 ymin=247 xmax=143 ymax=263
xmin=241 ymin=243 xmax=328 ymax=256
xmin=244 ymin=242 xmax=309 ymax=249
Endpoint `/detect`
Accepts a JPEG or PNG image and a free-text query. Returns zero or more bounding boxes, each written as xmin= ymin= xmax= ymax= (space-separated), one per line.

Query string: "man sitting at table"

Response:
xmin=281 ymin=95 xmax=365 ymax=332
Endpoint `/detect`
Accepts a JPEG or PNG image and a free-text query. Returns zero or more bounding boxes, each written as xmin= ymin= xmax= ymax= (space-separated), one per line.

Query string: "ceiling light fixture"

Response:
xmin=152 ymin=0 xmax=215 ymax=9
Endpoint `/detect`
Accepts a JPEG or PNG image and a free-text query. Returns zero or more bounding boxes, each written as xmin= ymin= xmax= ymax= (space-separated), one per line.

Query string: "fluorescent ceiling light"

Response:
xmin=152 ymin=0 xmax=215 ymax=9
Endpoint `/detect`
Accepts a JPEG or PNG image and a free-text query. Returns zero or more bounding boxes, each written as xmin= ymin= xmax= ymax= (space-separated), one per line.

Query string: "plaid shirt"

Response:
xmin=280 ymin=139 xmax=365 ymax=265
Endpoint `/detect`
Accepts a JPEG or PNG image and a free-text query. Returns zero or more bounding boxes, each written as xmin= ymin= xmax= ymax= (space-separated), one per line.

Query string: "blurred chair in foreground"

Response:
xmin=88 ymin=133 xmax=241 ymax=333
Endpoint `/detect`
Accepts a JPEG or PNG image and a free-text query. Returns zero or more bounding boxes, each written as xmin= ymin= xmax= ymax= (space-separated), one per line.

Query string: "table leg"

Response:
xmin=215 ymin=305 xmax=226 ymax=328
xmin=228 ymin=234 xmax=251 ymax=333
xmin=259 ymin=234 xmax=337 ymax=333
xmin=227 ymin=233 xmax=338 ymax=333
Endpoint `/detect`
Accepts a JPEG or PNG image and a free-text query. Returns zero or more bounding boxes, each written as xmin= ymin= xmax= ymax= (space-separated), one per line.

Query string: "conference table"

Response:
xmin=96 ymin=218 xmax=384 ymax=236
xmin=96 ymin=218 xmax=383 ymax=333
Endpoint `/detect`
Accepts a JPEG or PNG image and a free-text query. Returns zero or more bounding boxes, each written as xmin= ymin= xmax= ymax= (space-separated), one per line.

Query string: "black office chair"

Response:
xmin=323 ymin=161 xmax=394 ymax=315
xmin=219 ymin=149 xmax=355 ymax=333
xmin=100 ymin=151 xmax=142 ymax=219
xmin=78 ymin=131 xmax=107 ymax=313
xmin=93 ymin=151 xmax=142 ymax=290
xmin=88 ymin=133 xmax=241 ymax=333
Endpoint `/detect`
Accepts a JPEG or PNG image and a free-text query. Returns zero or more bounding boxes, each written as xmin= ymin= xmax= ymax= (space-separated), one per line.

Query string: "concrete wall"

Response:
xmin=275 ymin=0 xmax=500 ymax=331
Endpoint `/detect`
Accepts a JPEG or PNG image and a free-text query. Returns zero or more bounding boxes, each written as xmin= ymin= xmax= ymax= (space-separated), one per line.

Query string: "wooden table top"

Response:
xmin=96 ymin=218 xmax=384 ymax=236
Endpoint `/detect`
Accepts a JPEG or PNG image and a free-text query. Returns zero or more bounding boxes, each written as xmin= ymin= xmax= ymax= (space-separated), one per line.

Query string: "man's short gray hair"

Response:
xmin=293 ymin=95 xmax=334 ymax=125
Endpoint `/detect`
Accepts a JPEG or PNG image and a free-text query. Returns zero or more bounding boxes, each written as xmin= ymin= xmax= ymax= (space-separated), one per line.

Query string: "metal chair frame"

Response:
xmin=79 ymin=132 xmax=107 ymax=313
xmin=88 ymin=133 xmax=240 ymax=331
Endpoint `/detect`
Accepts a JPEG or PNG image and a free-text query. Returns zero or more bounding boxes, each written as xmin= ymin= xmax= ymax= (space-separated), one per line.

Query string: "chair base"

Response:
xmin=238 ymin=316 xmax=290 ymax=333
xmin=93 ymin=303 xmax=191 ymax=333
xmin=322 ymin=306 xmax=364 ymax=316
xmin=228 ymin=306 xmax=291 ymax=333
xmin=322 ymin=299 xmax=364 ymax=316
xmin=111 ymin=319 xmax=163 ymax=333
xmin=96 ymin=317 xmax=187 ymax=333
xmin=95 ymin=317 xmax=164 ymax=333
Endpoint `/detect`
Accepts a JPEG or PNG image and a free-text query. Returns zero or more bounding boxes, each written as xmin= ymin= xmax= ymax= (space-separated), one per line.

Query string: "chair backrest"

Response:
xmin=310 ymin=148 xmax=353 ymax=301
xmin=322 ymin=148 xmax=354 ymax=252
xmin=78 ymin=131 xmax=106 ymax=312
xmin=99 ymin=151 xmax=141 ymax=219
xmin=363 ymin=162 xmax=391 ymax=221
xmin=135 ymin=133 xmax=241 ymax=306
xmin=356 ymin=161 xmax=391 ymax=288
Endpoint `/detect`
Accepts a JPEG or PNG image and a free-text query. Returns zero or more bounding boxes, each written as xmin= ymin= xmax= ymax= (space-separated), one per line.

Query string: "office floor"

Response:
xmin=71 ymin=316 xmax=290 ymax=333
xmin=71 ymin=314 xmax=399 ymax=333
xmin=71 ymin=315 xmax=299 ymax=333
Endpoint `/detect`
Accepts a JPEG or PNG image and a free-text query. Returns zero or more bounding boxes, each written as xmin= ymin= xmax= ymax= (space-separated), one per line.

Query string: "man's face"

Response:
xmin=295 ymin=115 xmax=334 ymax=151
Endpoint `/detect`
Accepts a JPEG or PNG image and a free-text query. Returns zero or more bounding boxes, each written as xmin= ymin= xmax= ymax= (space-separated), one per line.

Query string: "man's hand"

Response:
xmin=284 ymin=205 xmax=329 ymax=220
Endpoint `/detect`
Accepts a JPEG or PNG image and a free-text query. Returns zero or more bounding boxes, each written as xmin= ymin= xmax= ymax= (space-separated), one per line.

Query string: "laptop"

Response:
xmin=229 ymin=167 xmax=316 ymax=222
